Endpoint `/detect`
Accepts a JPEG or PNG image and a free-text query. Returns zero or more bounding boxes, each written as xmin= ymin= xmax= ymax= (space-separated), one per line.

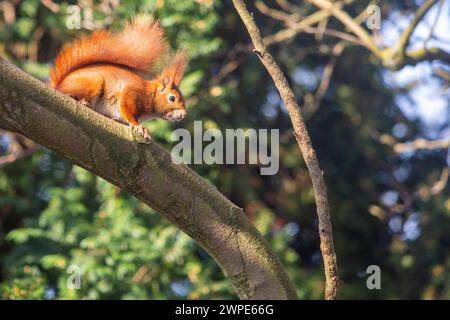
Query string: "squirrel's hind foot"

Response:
xmin=78 ymin=99 xmax=92 ymax=108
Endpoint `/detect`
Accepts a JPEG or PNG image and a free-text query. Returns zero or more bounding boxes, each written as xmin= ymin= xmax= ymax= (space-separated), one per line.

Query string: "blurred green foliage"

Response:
xmin=0 ymin=0 xmax=449 ymax=299
xmin=1 ymin=164 xmax=308 ymax=299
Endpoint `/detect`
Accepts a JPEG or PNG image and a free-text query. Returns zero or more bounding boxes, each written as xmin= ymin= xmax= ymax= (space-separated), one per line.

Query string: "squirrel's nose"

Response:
xmin=173 ymin=109 xmax=187 ymax=120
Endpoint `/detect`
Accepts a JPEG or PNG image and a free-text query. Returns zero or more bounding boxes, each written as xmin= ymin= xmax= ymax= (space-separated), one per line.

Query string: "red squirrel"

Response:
xmin=50 ymin=16 xmax=188 ymax=139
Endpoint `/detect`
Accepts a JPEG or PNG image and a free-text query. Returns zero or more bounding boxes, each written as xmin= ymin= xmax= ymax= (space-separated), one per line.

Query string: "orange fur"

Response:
xmin=50 ymin=16 xmax=168 ymax=88
xmin=163 ymin=49 xmax=188 ymax=86
xmin=50 ymin=16 xmax=188 ymax=138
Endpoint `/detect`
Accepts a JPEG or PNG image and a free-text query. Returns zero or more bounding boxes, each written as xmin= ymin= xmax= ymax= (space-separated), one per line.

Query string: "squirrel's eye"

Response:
xmin=168 ymin=94 xmax=176 ymax=103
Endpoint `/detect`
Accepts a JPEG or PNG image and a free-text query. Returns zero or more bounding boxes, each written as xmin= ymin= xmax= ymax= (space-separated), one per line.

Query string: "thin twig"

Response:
xmin=0 ymin=147 xmax=38 ymax=166
xmin=263 ymin=5 xmax=348 ymax=46
xmin=306 ymin=0 xmax=449 ymax=69
xmin=429 ymin=167 xmax=449 ymax=196
xmin=394 ymin=138 xmax=450 ymax=153
xmin=262 ymin=0 xmax=369 ymax=47
xmin=255 ymin=0 xmax=300 ymax=24
xmin=354 ymin=0 xmax=379 ymax=24
xmin=397 ymin=0 xmax=439 ymax=56
xmin=262 ymin=1 xmax=357 ymax=45
xmin=307 ymin=0 xmax=383 ymax=58
xmin=305 ymin=42 xmax=346 ymax=117
xmin=424 ymin=0 xmax=445 ymax=48
xmin=232 ymin=0 xmax=339 ymax=300
xmin=302 ymin=26 xmax=362 ymax=45
xmin=40 ymin=0 xmax=60 ymax=13
xmin=275 ymin=0 xmax=303 ymax=14
xmin=0 ymin=55 xmax=299 ymax=300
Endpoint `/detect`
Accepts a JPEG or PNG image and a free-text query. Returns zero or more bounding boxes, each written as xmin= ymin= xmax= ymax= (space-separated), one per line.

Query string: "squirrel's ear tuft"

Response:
xmin=164 ymin=50 xmax=188 ymax=87
xmin=162 ymin=74 xmax=173 ymax=87
xmin=159 ymin=73 xmax=173 ymax=92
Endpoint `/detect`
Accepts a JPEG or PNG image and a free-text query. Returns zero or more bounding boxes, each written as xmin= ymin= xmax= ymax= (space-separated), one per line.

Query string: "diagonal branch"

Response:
xmin=393 ymin=137 xmax=450 ymax=153
xmin=263 ymin=4 xmax=349 ymax=46
xmin=232 ymin=0 xmax=339 ymax=300
xmin=304 ymin=42 xmax=347 ymax=117
xmin=396 ymin=0 xmax=440 ymax=57
xmin=0 ymin=56 xmax=298 ymax=300
xmin=307 ymin=0 xmax=449 ymax=69
xmin=307 ymin=0 xmax=383 ymax=58
xmin=275 ymin=0 xmax=303 ymax=14
xmin=255 ymin=0 xmax=300 ymax=24
xmin=424 ymin=0 xmax=445 ymax=47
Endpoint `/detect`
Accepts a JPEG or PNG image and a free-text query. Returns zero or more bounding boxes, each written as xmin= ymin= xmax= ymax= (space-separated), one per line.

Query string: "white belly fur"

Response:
xmin=89 ymin=81 xmax=130 ymax=124
xmin=91 ymin=97 xmax=124 ymax=122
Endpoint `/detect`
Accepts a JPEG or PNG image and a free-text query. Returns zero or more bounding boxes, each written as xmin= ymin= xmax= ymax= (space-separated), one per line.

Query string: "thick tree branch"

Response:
xmin=0 ymin=56 xmax=297 ymax=300
xmin=232 ymin=0 xmax=339 ymax=300
xmin=0 ymin=130 xmax=38 ymax=166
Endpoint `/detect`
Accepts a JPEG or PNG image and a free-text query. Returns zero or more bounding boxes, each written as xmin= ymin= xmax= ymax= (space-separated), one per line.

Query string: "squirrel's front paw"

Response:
xmin=133 ymin=125 xmax=150 ymax=140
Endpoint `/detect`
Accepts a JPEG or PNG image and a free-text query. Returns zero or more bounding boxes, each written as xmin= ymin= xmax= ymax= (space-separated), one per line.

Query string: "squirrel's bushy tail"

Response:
xmin=50 ymin=16 xmax=168 ymax=88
